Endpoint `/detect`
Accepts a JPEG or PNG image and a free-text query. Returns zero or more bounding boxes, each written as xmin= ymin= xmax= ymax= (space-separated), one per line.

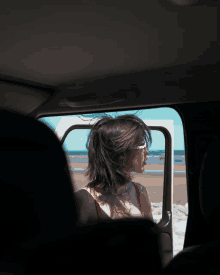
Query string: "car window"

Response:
xmin=39 ymin=107 xmax=187 ymax=257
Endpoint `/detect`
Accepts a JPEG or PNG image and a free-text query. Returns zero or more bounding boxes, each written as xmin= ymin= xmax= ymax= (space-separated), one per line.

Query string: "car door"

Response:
xmin=61 ymin=123 xmax=173 ymax=268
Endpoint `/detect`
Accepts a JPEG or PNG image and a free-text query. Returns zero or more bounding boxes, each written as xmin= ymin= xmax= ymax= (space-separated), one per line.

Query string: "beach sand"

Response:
xmin=68 ymin=162 xmax=187 ymax=206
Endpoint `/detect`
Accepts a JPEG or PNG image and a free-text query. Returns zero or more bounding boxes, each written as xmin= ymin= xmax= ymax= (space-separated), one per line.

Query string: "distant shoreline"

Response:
xmin=67 ymin=155 xmax=185 ymax=164
xmin=67 ymin=161 xmax=186 ymax=172
xmin=67 ymin=155 xmax=88 ymax=159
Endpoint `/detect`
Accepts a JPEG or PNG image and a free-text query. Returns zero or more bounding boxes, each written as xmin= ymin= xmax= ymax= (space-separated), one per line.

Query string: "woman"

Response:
xmin=76 ymin=114 xmax=153 ymax=223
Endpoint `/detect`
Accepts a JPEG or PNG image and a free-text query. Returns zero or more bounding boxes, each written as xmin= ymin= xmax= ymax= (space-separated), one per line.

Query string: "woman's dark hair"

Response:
xmin=85 ymin=114 xmax=152 ymax=195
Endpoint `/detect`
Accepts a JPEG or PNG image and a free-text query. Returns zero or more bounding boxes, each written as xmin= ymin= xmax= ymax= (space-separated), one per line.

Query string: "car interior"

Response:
xmin=0 ymin=0 xmax=218 ymax=274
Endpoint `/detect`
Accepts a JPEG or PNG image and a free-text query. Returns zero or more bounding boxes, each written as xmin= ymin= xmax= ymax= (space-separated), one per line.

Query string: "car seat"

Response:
xmin=0 ymin=109 xmax=163 ymax=275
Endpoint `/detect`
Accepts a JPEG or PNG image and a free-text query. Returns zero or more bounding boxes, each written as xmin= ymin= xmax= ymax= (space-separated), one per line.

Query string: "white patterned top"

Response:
xmin=81 ymin=181 xmax=150 ymax=219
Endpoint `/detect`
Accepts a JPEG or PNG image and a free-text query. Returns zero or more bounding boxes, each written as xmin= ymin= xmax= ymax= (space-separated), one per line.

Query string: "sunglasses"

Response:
xmin=133 ymin=144 xmax=146 ymax=149
xmin=132 ymin=143 xmax=149 ymax=153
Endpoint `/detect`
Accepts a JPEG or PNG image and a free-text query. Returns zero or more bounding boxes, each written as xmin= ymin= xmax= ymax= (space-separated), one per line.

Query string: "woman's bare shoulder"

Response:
xmin=131 ymin=181 xmax=148 ymax=197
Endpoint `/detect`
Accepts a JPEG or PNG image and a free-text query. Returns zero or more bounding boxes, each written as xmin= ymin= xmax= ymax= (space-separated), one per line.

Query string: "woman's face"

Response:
xmin=124 ymin=142 xmax=149 ymax=173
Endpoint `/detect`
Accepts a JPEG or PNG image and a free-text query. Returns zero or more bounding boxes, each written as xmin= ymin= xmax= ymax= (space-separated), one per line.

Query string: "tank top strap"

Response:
xmin=132 ymin=182 xmax=152 ymax=218
xmin=81 ymin=187 xmax=111 ymax=218
xmin=94 ymin=201 xmax=111 ymax=220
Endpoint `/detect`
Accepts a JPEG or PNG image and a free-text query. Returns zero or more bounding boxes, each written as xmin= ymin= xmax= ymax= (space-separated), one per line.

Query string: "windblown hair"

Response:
xmin=85 ymin=114 xmax=152 ymax=196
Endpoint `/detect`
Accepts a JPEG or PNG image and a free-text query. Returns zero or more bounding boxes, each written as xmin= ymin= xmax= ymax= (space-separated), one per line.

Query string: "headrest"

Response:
xmin=0 ymin=109 xmax=78 ymax=256
xmin=199 ymin=137 xmax=220 ymax=225
xmin=22 ymin=218 xmax=162 ymax=275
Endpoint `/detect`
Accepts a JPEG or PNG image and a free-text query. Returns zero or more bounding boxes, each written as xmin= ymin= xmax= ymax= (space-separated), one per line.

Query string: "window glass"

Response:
xmin=39 ymin=107 xmax=187 ymax=257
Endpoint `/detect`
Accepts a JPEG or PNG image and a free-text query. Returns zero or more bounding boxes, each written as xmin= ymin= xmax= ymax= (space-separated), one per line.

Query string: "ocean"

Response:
xmin=66 ymin=150 xmax=186 ymax=174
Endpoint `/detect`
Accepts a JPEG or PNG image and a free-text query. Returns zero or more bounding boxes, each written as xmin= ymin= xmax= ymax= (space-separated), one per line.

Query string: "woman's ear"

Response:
xmin=120 ymin=155 xmax=128 ymax=166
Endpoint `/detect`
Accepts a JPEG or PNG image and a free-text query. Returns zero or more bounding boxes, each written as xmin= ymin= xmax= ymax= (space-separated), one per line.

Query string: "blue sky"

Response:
xmin=39 ymin=107 xmax=184 ymax=151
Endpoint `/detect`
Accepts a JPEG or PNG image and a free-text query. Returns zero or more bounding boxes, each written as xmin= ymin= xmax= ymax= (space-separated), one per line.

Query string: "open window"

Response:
xmin=39 ymin=107 xmax=187 ymax=259
xmin=62 ymin=124 xmax=172 ymax=224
